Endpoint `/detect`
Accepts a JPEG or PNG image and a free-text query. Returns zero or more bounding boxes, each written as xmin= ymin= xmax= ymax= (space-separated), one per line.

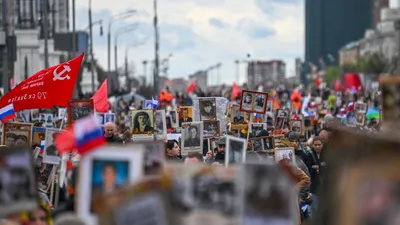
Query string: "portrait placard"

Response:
xmin=192 ymin=97 xmax=228 ymax=135
xmin=274 ymin=147 xmax=295 ymax=165
xmin=203 ymin=120 xmax=220 ymax=138
xmin=199 ymin=98 xmax=217 ymax=121
xmin=251 ymin=136 xmax=275 ymax=151
xmin=274 ymin=116 xmax=286 ymax=131
xmin=154 ymin=110 xmax=167 ymax=141
xmin=354 ymin=102 xmax=367 ymax=113
xmin=304 ymin=116 xmax=314 ymax=131
xmin=290 ymin=119 xmax=304 ymax=136
xmin=169 ymin=110 xmax=179 ymax=128
xmin=240 ymin=164 xmax=299 ymax=225
xmin=39 ymin=113 xmax=54 ymax=128
xmin=0 ymin=147 xmax=37 ymax=216
xmin=231 ymin=105 xmax=246 ymax=124
xmin=275 ymin=108 xmax=290 ymax=122
xmin=45 ymin=128 xmax=61 ymax=155
xmin=2 ymin=122 xmax=33 ymax=147
xmin=32 ymin=127 xmax=46 ymax=146
xmin=225 ymin=136 xmax=247 ymax=166
xmin=178 ymin=107 xmax=193 ymax=127
xmin=104 ymin=113 xmax=116 ymax=124
xmin=250 ymin=138 xmax=264 ymax=151
xmin=142 ymin=141 xmax=166 ymax=176
xmin=67 ymin=99 xmax=94 ymax=125
xmin=249 ymin=123 xmax=266 ymax=137
xmin=165 ymin=164 xmax=241 ymax=224
xmin=240 ymin=90 xmax=268 ymax=114
xmin=95 ymin=113 xmax=105 ymax=126
xmin=356 ymin=112 xmax=365 ymax=126
xmin=181 ymin=122 xmax=204 ymax=155
xmin=77 ymin=145 xmax=144 ymax=225
xmin=130 ymin=110 xmax=155 ymax=141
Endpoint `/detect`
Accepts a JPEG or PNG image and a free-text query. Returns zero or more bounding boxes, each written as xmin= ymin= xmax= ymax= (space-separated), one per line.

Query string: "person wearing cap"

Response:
xmin=206 ymin=136 xmax=226 ymax=165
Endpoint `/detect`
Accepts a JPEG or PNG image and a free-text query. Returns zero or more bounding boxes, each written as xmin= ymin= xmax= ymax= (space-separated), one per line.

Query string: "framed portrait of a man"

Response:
xmin=131 ymin=110 xmax=155 ymax=135
xmin=290 ymin=119 xmax=304 ymax=136
xmin=203 ymin=120 xmax=220 ymax=137
xmin=225 ymin=136 xmax=247 ymax=166
xmin=249 ymin=123 xmax=266 ymax=137
xmin=105 ymin=113 xmax=116 ymax=124
xmin=77 ymin=146 xmax=144 ymax=225
xmin=169 ymin=110 xmax=179 ymax=128
xmin=250 ymin=138 xmax=264 ymax=152
xmin=199 ymin=98 xmax=217 ymax=121
xmin=2 ymin=122 xmax=33 ymax=147
xmin=68 ymin=99 xmax=94 ymax=125
xmin=32 ymin=127 xmax=46 ymax=146
xmin=154 ymin=110 xmax=167 ymax=140
xmin=356 ymin=112 xmax=365 ymax=126
xmin=178 ymin=107 xmax=193 ymax=127
xmin=231 ymin=105 xmax=246 ymax=124
xmin=181 ymin=122 xmax=203 ymax=155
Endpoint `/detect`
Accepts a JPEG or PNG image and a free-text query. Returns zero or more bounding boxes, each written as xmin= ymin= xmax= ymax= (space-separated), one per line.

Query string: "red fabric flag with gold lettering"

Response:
xmin=0 ymin=53 xmax=84 ymax=112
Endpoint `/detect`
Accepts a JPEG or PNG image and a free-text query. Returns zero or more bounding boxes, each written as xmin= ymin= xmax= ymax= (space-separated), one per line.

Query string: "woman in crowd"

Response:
xmin=165 ymin=140 xmax=182 ymax=161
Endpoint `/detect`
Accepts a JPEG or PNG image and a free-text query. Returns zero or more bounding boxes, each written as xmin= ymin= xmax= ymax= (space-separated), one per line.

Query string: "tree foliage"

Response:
xmin=356 ymin=53 xmax=388 ymax=75
xmin=325 ymin=66 xmax=341 ymax=84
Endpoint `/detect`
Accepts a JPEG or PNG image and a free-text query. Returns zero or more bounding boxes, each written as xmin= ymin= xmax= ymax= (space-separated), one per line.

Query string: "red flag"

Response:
xmin=54 ymin=128 xmax=77 ymax=154
xmin=231 ymin=82 xmax=241 ymax=99
xmin=315 ymin=76 xmax=322 ymax=86
xmin=0 ymin=53 xmax=84 ymax=112
xmin=187 ymin=81 xmax=196 ymax=94
xmin=91 ymin=79 xmax=108 ymax=113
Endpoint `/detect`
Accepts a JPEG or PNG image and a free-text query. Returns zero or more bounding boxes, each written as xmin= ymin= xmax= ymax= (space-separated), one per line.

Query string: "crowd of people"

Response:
xmin=0 ymin=81 xmax=382 ymax=225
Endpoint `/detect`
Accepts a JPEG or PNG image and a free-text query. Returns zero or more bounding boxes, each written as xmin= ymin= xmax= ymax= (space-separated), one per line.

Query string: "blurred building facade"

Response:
xmin=247 ymin=60 xmax=286 ymax=89
xmin=166 ymin=78 xmax=187 ymax=94
xmin=189 ymin=70 xmax=208 ymax=92
xmin=373 ymin=0 xmax=390 ymax=28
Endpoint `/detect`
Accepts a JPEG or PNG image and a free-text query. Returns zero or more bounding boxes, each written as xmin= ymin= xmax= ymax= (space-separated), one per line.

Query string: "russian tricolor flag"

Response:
xmin=152 ymin=96 xmax=159 ymax=109
xmin=40 ymin=140 xmax=46 ymax=155
xmin=0 ymin=104 xmax=16 ymax=123
xmin=74 ymin=115 xmax=106 ymax=154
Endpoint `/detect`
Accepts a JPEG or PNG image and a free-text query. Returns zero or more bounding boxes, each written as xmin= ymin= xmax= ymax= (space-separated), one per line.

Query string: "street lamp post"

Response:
xmin=107 ymin=10 xmax=137 ymax=72
xmin=153 ymin=0 xmax=160 ymax=95
xmin=88 ymin=0 xmax=95 ymax=93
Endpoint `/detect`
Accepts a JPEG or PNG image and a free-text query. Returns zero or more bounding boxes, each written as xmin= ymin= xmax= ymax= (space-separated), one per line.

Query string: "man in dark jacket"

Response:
xmin=288 ymin=132 xmax=312 ymax=177
xmin=309 ymin=136 xmax=324 ymax=216
xmin=207 ymin=136 xmax=226 ymax=165
xmin=104 ymin=122 xmax=123 ymax=143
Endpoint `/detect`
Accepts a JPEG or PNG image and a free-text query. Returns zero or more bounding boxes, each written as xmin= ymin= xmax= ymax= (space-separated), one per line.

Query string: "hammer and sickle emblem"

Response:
xmin=53 ymin=64 xmax=72 ymax=81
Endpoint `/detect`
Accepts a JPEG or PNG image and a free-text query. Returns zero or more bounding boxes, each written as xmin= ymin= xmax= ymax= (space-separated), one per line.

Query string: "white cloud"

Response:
xmin=75 ymin=0 xmax=304 ymax=85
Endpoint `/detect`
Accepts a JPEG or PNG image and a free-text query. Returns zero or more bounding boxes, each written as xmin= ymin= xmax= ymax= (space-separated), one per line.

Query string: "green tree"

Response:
xmin=356 ymin=53 xmax=388 ymax=75
xmin=326 ymin=66 xmax=341 ymax=85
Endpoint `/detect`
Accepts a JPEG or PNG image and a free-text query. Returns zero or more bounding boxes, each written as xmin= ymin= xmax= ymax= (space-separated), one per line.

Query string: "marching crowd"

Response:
xmin=0 ymin=81 xmax=381 ymax=225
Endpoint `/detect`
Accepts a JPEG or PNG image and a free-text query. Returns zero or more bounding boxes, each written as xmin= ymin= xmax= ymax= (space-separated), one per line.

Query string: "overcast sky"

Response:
xmin=73 ymin=0 xmax=304 ymax=84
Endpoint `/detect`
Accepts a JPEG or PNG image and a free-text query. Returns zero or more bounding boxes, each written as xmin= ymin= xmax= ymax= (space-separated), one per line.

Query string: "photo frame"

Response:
xmin=32 ymin=127 xmax=46 ymax=146
xmin=274 ymin=116 xmax=286 ymax=131
xmin=275 ymin=108 xmax=290 ymax=122
xmin=0 ymin=147 xmax=38 ymax=216
xmin=104 ymin=113 xmax=116 ymax=124
xmin=199 ymin=98 xmax=217 ymax=121
xmin=354 ymin=102 xmax=367 ymax=113
xmin=263 ymin=136 xmax=275 ymax=151
xmin=181 ymin=121 xmax=204 ymax=155
xmin=203 ymin=120 xmax=220 ymax=137
xmin=240 ymin=90 xmax=268 ymax=114
xmin=178 ymin=106 xmax=193 ymax=127
xmin=155 ymin=110 xmax=167 ymax=141
xmin=67 ymin=99 xmax=94 ymax=125
xmin=290 ymin=119 xmax=304 ymax=136
xmin=380 ymin=75 xmax=400 ymax=121
xmin=130 ymin=109 xmax=155 ymax=141
xmin=95 ymin=113 xmax=106 ymax=126
xmin=39 ymin=113 xmax=54 ymax=128
xmin=77 ymin=145 xmax=144 ymax=225
xmin=2 ymin=122 xmax=33 ymax=147
xmin=249 ymin=123 xmax=266 ymax=137
xmin=225 ymin=136 xmax=247 ymax=166
xmin=142 ymin=141 xmax=166 ymax=176
xmin=30 ymin=109 xmax=40 ymax=122
xmin=356 ymin=112 xmax=365 ymax=126
xmin=250 ymin=138 xmax=264 ymax=151
xmin=231 ymin=105 xmax=246 ymax=124
xmin=274 ymin=147 xmax=295 ymax=165
xmin=169 ymin=110 xmax=179 ymax=128
xmin=44 ymin=128 xmax=61 ymax=155
xmin=304 ymin=116 xmax=314 ymax=131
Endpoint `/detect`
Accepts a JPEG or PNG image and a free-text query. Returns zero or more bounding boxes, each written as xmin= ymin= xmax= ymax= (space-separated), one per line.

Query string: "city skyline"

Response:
xmin=73 ymin=0 xmax=304 ymax=84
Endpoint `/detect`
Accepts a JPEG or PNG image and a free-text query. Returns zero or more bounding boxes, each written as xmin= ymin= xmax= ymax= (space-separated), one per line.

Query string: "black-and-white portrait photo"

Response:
xmin=264 ymin=137 xmax=274 ymax=150
xmin=0 ymin=148 xmax=37 ymax=216
xmin=68 ymin=100 xmax=94 ymax=125
xmin=291 ymin=120 xmax=303 ymax=134
xmin=203 ymin=120 xmax=220 ymax=137
xmin=155 ymin=110 xmax=167 ymax=140
xmin=250 ymin=123 xmax=265 ymax=137
xmin=71 ymin=106 xmax=92 ymax=121
xmin=143 ymin=142 xmax=165 ymax=175
xmin=199 ymin=98 xmax=217 ymax=121
xmin=241 ymin=92 xmax=254 ymax=111
xmin=96 ymin=113 xmax=105 ymax=125
xmin=182 ymin=122 xmax=203 ymax=153
xmin=275 ymin=148 xmax=295 ymax=164
xmin=304 ymin=117 xmax=313 ymax=130
xmin=242 ymin=164 xmax=296 ymax=224
xmin=225 ymin=136 xmax=246 ymax=166
xmin=275 ymin=117 xmax=286 ymax=130
xmin=132 ymin=110 xmax=154 ymax=134
xmin=356 ymin=112 xmax=365 ymax=125
xmin=231 ymin=106 xmax=245 ymax=123
xmin=170 ymin=110 xmax=178 ymax=127
xmin=105 ymin=113 xmax=115 ymax=123
xmin=254 ymin=94 xmax=266 ymax=113
xmin=31 ymin=109 xmax=40 ymax=122
xmin=276 ymin=109 xmax=289 ymax=120
xmin=39 ymin=113 xmax=53 ymax=127
xmin=251 ymin=139 xmax=264 ymax=151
